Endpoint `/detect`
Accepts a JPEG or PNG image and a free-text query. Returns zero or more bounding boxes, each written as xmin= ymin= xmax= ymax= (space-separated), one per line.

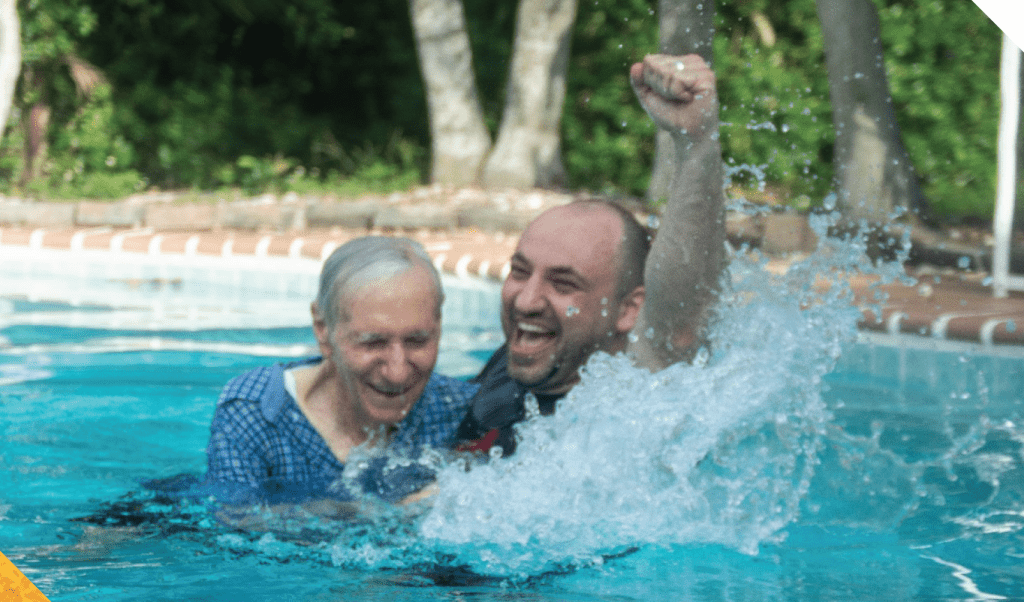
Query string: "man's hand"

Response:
xmin=630 ymin=54 xmax=719 ymax=139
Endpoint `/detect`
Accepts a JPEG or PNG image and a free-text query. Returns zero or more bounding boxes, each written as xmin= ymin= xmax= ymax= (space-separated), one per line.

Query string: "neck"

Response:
xmin=294 ymin=361 xmax=382 ymax=460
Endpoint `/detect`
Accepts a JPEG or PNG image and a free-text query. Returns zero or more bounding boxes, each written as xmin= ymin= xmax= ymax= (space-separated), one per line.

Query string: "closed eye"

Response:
xmin=508 ymin=264 xmax=530 ymax=280
xmin=551 ymin=279 xmax=579 ymax=293
xmin=360 ymin=338 xmax=388 ymax=350
xmin=404 ymin=334 xmax=434 ymax=348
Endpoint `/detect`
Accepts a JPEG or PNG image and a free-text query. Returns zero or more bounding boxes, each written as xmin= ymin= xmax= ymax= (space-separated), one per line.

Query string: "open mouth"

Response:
xmin=510 ymin=321 xmax=557 ymax=355
xmin=367 ymin=383 xmax=414 ymax=399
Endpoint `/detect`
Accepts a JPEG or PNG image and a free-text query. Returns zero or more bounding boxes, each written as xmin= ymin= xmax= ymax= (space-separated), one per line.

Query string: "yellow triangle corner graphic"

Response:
xmin=972 ymin=0 xmax=1024 ymax=51
xmin=0 ymin=550 xmax=51 ymax=602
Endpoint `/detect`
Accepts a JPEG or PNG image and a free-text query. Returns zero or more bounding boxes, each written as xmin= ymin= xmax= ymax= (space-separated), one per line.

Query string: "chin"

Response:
xmin=367 ymin=407 xmax=413 ymax=426
xmin=361 ymin=396 xmax=417 ymax=425
xmin=507 ymin=364 xmax=554 ymax=391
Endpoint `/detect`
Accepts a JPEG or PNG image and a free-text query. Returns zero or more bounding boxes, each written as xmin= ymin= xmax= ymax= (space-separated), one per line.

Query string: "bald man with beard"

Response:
xmin=456 ymin=54 xmax=726 ymax=456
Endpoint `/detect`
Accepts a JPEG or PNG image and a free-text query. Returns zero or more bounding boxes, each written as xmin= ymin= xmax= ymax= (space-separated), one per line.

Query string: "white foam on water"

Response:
xmin=415 ymin=256 xmax=859 ymax=573
xmin=323 ymin=216 xmax=913 ymax=576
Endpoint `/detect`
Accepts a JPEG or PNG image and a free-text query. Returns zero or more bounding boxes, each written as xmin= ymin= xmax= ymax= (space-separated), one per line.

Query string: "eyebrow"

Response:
xmin=352 ymin=329 xmax=435 ymax=344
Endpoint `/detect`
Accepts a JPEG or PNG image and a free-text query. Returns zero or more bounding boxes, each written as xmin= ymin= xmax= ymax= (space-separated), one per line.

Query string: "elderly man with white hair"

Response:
xmin=204 ymin=236 xmax=477 ymax=504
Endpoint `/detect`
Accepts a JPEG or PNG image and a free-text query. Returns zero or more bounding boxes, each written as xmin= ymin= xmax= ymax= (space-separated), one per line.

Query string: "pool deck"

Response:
xmin=1 ymin=189 xmax=1023 ymax=348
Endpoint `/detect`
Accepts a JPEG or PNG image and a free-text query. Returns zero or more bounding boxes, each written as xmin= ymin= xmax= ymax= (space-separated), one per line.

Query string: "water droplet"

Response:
xmin=957 ymin=256 xmax=971 ymax=269
xmin=566 ymin=306 xmax=580 ymax=317
xmin=647 ymin=215 xmax=660 ymax=229
xmin=1007 ymin=320 xmax=1017 ymax=333
xmin=523 ymin=392 xmax=540 ymax=418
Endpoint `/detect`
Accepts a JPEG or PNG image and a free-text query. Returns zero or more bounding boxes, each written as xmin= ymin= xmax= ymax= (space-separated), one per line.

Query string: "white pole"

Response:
xmin=992 ymin=34 xmax=1021 ymax=298
xmin=0 ymin=0 xmax=21 ymax=136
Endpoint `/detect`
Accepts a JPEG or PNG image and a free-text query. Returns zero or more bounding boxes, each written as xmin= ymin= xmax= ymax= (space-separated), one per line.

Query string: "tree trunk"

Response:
xmin=480 ymin=0 xmax=578 ymax=190
xmin=0 ymin=0 xmax=20 ymax=138
xmin=816 ymin=0 xmax=929 ymax=224
xmin=648 ymin=0 xmax=716 ymax=204
xmin=408 ymin=0 xmax=491 ymax=187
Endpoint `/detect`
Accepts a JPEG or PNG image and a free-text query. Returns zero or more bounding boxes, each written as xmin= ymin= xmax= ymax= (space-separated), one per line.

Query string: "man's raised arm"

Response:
xmin=627 ymin=54 xmax=726 ymax=370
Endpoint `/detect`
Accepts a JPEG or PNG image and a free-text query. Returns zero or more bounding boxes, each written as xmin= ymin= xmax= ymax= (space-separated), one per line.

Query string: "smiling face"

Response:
xmin=501 ymin=204 xmax=643 ymax=395
xmin=316 ymin=264 xmax=441 ymax=428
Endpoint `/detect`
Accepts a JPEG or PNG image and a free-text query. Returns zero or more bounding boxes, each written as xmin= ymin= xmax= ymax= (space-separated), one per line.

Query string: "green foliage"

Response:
xmin=2 ymin=0 xmax=144 ymax=198
xmin=876 ymin=0 xmax=1001 ymax=221
xmin=0 ymin=0 xmax=1004 ymax=223
xmin=562 ymin=0 xmax=836 ymax=203
xmin=563 ymin=0 xmax=1001 ymax=221
xmin=82 ymin=0 xmax=427 ymax=190
xmin=563 ymin=0 xmax=659 ymax=196
xmin=463 ymin=0 xmax=517 ymax=135
xmin=44 ymin=85 xmax=145 ymax=198
xmin=714 ymin=0 xmax=834 ymax=204
xmin=214 ymin=132 xmax=423 ymax=196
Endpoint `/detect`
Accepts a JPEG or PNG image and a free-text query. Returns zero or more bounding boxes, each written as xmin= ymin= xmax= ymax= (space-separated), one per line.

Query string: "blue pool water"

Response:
xmin=1 ymin=245 xmax=1023 ymax=601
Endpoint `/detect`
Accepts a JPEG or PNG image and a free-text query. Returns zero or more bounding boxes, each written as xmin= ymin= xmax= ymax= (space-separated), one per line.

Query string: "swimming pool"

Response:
xmin=1 ymin=245 xmax=1022 ymax=601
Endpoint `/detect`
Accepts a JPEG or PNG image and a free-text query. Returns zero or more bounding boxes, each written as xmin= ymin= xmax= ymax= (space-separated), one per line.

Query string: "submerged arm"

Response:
xmin=627 ymin=54 xmax=726 ymax=369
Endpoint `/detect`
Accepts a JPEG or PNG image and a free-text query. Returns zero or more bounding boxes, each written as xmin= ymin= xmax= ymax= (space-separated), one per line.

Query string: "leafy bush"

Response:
xmin=562 ymin=0 xmax=660 ymax=196
xmin=877 ymin=0 xmax=1001 ymax=221
xmin=714 ymin=0 xmax=834 ymax=205
xmin=0 ymin=0 xmax=1004 ymax=223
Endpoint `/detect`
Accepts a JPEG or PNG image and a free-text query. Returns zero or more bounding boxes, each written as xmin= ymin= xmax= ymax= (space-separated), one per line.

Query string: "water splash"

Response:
xmin=318 ymin=218 xmax=1022 ymax=585
xmin=410 ymin=220 xmax=892 ymax=576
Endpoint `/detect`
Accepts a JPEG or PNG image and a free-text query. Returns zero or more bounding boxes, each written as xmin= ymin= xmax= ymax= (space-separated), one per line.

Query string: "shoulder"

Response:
xmin=217 ymin=357 xmax=318 ymax=409
xmin=422 ymin=372 xmax=479 ymax=407
xmin=218 ymin=365 xmax=277 ymax=407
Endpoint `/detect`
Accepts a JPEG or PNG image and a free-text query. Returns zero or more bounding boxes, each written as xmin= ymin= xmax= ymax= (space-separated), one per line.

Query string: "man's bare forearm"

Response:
xmin=630 ymin=127 xmax=725 ymax=370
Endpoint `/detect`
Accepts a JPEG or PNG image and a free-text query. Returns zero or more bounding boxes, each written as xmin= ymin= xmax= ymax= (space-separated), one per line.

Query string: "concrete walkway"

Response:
xmin=1 ymin=188 xmax=1022 ymax=347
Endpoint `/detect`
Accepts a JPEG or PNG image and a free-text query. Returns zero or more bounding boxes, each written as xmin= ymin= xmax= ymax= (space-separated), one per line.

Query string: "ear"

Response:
xmin=614 ymin=285 xmax=645 ymax=334
xmin=311 ymin=302 xmax=332 ymax=359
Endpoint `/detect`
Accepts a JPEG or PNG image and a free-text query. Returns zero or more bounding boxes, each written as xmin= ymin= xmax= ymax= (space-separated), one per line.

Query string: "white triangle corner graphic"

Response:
xmin=972 ymin=0 xmax=1024 ymax=52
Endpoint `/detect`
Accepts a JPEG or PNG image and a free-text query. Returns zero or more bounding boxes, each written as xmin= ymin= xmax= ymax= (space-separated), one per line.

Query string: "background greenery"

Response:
xmin=0 ymin=0 xmax=1005 ymax=223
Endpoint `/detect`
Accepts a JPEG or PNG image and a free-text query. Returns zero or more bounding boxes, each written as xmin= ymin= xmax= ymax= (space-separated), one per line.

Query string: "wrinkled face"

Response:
xmin=501 ymin=205 xmax=626 ymax=394
xmin=322 ymin=265 xmax=441 ymax=427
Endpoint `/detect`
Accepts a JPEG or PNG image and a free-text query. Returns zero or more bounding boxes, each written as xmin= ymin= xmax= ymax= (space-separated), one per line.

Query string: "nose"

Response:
xmin=379 ymin=342 xmax=413 ymax=385
xmin=511 ymin=274 xmax=546 ymax=315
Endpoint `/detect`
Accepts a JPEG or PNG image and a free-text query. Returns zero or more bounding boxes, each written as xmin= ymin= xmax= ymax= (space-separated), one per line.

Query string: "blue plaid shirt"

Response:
xmin=205 ymin=357 xmax=478 ymax=503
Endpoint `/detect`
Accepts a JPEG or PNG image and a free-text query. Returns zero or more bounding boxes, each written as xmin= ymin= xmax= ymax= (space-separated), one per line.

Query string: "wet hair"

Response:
xmin=571 ymin=200 xmax=652 ymax=303
xmin=315 ymin=236 xmax=443 ymax=331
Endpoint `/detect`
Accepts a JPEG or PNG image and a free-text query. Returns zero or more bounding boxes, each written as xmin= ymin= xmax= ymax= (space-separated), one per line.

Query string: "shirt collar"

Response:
xmin=260 ymin=357 xmax=320 ymax=422
xmin=260 ymin=363 xmax=291 ymax=422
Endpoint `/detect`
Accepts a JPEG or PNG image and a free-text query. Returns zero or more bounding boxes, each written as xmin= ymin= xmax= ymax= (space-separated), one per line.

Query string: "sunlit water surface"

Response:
xmin=1 ymin=233 xmax=1022 ymax=601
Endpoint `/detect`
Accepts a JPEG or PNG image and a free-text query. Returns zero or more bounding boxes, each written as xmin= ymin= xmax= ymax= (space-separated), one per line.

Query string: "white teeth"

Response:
xmin=518 ymin=322 xmax=549 ymax=333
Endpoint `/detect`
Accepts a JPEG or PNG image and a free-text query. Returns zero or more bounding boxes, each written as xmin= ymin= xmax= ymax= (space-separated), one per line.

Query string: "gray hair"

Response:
xmin=315 ymin=236 xmax=444 ymax=331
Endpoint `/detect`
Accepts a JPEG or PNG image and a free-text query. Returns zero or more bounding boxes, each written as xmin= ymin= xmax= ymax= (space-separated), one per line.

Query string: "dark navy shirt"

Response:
xmin=455 ymin=345 xmax=563 ymax=457
xmin=205 ymin=357 xmax=478 ymax=503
